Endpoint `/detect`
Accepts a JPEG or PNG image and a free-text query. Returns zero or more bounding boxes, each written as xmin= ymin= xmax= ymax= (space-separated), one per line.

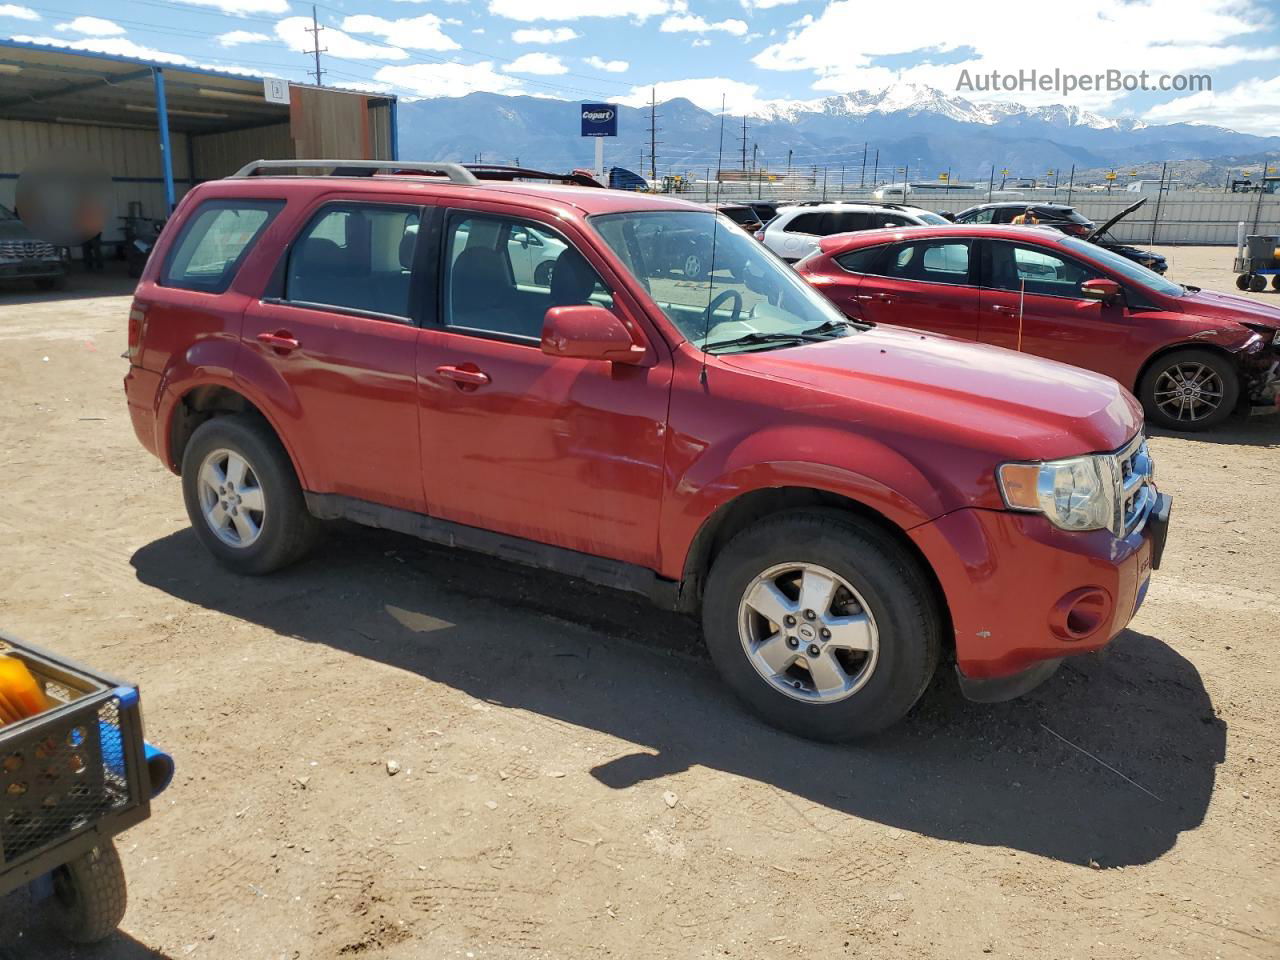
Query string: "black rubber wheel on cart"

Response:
xmin=1249 ymin=274 xmax=1268 ymax=293
xmin=49 ymin=841 xmax=127 ymax=944
xmin=1236 ymin=273 xmax=1251 ymax=291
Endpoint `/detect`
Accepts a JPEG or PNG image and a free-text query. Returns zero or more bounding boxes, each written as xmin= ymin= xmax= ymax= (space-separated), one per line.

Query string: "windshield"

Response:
xmin=1059 ymin=236 xmax=1184 ymax=297
xmin=590 ymin=210 xmax=851 ymax=352
xmin=915 ymin=211 xmax=950 ymax=225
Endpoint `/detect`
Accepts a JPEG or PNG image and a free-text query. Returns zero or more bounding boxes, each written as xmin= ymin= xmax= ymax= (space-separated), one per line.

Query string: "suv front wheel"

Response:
xmin=181 ymin=414 xmax=320 ymax=574
xmin=702 ymin=509 xmax=941 ymax=741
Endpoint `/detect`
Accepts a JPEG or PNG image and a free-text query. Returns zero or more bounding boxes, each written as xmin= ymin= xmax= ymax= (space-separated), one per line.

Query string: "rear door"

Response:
xmin=239 ymin=199 xmax=427 ymax=512
xmin=849 ymin=236 xmax=981 ymax=339
xmin=773 ymin=211 xmax=824 ymax=262
xmin=975 ymin=239 xmax=1130 ymax=374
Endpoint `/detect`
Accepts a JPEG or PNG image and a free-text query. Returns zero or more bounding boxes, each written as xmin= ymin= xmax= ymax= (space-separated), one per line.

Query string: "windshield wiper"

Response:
xmin=704 ymin=331 xmax=828 ymax=353
xmin=1181 ymin=283 xmax=1201 ymax=293
xmin=801 ymin=318 xmax=862 ymax=336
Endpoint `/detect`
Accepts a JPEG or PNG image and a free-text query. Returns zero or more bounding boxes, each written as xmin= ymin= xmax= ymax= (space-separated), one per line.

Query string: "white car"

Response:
xmin=759 ymin=202 xmax=949 ymax=263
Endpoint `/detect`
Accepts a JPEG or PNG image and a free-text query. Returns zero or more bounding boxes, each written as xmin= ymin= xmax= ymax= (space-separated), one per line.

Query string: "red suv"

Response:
xmin=123 ymin=161 xmax=1171 ymax=741
xmin=796 ymin=224 xmax=1280 ymax=431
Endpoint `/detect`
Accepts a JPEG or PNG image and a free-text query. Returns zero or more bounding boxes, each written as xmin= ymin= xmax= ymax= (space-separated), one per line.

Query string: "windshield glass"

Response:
xmin=590 ymin=210 xmax=851 ymax=352
xmin=915 ymin=211 xmax=950 ymax=225
xmin=1059 ymin=236 xmax=1184 ymax=297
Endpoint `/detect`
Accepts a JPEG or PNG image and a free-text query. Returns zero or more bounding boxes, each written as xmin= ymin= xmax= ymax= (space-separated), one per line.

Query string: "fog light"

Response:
xmin=1049 ymin=587 xmax=1112 ymax=641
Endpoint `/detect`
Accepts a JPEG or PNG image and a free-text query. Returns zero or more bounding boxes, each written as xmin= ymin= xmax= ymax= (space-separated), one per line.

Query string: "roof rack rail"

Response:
xmin=230 ymin=159 xmax=480 ymax=185
xmin=462 ymin=164 xmax=603 ymax=188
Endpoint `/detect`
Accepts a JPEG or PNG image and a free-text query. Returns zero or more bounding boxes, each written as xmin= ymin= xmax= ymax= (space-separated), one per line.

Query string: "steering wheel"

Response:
xmin=704 ymin=288 xmax=743 ymax=329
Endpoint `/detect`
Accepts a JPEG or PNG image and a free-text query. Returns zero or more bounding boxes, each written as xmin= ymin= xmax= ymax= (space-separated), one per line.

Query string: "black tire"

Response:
xmin=49 ymin=842 xmax=127 ymax=944
xmin=1249 ymin=274 xmax=1268 ymax=293
xmin=681 ymin=250 xmax=708 ymax=281
xmin=533 ymin=259 xmax=553 ymax=286
xmin=181 ymin=414 xmax=320 ymax=575
xmin=701 ymin=509 xmax=942 ymax=741
xmin=1138 ymin=348 xmax=1239 ymax=432
xmin=1272 ymin=275 xmax=1280 ymax=292
xmin=1236 ymin=274 xmax=1251 ymax=291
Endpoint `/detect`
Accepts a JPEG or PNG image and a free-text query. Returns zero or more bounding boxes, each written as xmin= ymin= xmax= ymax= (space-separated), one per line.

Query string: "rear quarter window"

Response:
xmin=160 ymin=199 xmax=283 ymax=293
xmin=835 ymin=245 xmax=886 ymax=273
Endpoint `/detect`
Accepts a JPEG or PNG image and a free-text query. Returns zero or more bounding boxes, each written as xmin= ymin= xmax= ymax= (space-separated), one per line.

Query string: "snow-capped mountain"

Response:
xmin=397 ymin=84 xmax=1276 ymax=181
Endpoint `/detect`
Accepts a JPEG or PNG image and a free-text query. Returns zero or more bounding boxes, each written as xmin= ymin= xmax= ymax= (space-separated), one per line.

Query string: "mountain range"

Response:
xmin=397 ymin=82 xmax=1279 ymax=184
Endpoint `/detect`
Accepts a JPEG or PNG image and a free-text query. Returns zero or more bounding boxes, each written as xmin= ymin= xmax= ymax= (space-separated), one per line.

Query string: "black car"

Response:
xmin=954 ymin=200 xmax=1168 ymax=274
xmin=713 ymin=203 xmax=765 ymax=234
xmin=0 ymin=203 xmax=68 ymax=290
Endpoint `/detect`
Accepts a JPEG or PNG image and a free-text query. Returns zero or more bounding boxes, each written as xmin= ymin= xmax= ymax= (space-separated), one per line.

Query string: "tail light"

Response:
xmin=753 ymin=230 xmax=765 ymax=242
xmin=126 ymin=299 xmax=148 ymax=363
xmin=1067 ymin=223 xmax=1090 ymax=236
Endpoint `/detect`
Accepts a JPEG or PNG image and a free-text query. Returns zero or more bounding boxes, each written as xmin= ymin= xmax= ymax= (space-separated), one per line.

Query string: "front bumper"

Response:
xmin=909 ymin=493 xmax=1171 ymax=696
xmin=0 ymin=260 xmax=65 ymax=280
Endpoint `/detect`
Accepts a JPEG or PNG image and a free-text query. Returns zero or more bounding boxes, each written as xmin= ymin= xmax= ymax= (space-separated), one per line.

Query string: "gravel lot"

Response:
xmin=0 ymin=245 xmax=1277 ymax=959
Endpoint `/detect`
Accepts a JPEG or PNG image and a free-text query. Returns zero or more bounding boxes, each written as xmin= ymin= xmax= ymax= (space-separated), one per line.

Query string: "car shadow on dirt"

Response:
xmin=132 ymin=524 xmax=1225 ymax=870
xmin=1150 ymin=416 xmax=1280 ymax=447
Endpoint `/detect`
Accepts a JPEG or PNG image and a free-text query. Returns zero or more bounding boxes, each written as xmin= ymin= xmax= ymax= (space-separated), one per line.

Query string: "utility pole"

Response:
xmin=872 ymin=149 xmax=879 ymax=187
xmin=786 ymin=148 xmax=792 ymax=177
xmin=306 ymin=4 xmax=326 ymax=86
xmin=861 ymin=143 xmax=868 ymax=188
xmin=648 ymin=87 xmax=660 ymax=185
xmin=740 ymin=116 xmax=748 ymax=174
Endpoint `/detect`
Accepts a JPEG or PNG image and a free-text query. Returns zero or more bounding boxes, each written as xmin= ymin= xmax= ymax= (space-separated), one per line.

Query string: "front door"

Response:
xmin=976 ymin=239 xmax=1133 ymax=379
xmin=416 ymin=207 xmax=671 ymax=568
xmin=239 ymin=200 xmax=426 ymax=512
xmin=852 ymin=236 xmax=981 ymax=340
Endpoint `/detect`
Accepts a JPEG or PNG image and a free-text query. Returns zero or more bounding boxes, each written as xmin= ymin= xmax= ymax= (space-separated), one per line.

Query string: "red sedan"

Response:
xmin=796 ymin=225 xmax=1280 ymax=431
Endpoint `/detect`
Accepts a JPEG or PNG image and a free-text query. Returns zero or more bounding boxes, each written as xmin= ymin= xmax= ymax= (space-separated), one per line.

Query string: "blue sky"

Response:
xmin=2 ymin=0 xmax=1278 ymax=133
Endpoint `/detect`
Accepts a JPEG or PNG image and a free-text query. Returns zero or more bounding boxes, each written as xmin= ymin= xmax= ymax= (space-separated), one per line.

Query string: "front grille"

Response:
xmin=1116 ymin=434 xmax=1156 ymax=537
xmin=0 ymin=240 xmax=57 ymax=260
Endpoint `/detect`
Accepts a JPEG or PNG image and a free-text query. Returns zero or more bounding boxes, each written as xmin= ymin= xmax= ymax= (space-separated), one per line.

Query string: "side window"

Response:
xmin=160 ymin=199 xmax=282 ymax=293
xmin=286 ymin=204 xmax=421 ymax=319
xmin=879 ymin=240 xmax=971 ymax=285
xmin=835 ymin=245 xmax=886 ymax=274
xmin=820 ymin=211 xmax=870 ymax=234
xmin=785 ymin=213 xmax=824 ymax=235
xmin=986 ymin=242 xmax=1100 ymax=298
xmin=993 ymin=208 xmax=1020 ymax=224
xmin=443 ymin=213 xmax=612 ymax=341
xmin=875 ymin=214 xmax=911 ymax=228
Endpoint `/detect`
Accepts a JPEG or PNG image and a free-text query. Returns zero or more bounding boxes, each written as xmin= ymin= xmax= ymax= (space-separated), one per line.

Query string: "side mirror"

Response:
xmin=1081 ymin=278 xmax=1122 ymax=304
xmin=541 ymin=305 xmax=646 ymax=364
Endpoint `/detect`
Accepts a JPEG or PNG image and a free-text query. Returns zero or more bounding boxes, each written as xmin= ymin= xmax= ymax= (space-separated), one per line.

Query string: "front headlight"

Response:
xmin=998 ymin=455 xmax=1118 ymax=532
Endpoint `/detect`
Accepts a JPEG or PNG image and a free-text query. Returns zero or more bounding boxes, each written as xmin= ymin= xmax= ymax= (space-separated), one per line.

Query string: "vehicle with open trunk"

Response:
xmin=123 ymin=161 xmax=1172 ymax=740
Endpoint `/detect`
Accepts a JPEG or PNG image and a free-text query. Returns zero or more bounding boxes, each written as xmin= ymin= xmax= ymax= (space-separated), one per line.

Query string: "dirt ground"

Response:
xmin=0 ymin=245 xmax=1277 ymax=960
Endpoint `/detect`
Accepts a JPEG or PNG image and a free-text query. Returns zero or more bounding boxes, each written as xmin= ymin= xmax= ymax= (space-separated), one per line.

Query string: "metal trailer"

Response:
xmin=1233 ymin=229 xmax=1280 ymax=293
xmin=0 ymin=633 xmax=173 ymax=944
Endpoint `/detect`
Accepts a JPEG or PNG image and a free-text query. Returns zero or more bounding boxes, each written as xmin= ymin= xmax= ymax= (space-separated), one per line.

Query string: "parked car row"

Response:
xmin=125 ymin=161 xmax=1176 ymax=742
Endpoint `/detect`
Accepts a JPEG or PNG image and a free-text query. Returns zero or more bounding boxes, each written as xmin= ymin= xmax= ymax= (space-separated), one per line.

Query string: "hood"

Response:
xmin=721 ymin=326 xmax=1142 ymax=461
xmin=1181 ymin=289 xmax=1280 ymax=331
xmin=0 ymin=219 xmax=36 ymax=241
xmin=1087 ymin=198 xmax=1146 ymax=242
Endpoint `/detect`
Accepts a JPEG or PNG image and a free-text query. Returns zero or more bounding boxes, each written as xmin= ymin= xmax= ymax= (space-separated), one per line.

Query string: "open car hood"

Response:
xmin=1087 ymin=198 xmax=1146 ymax=242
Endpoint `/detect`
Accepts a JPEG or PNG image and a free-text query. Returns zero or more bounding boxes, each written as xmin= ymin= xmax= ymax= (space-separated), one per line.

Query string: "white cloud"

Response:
xmin=660 ymin=13 xmax=747 ymax=36
xmin=512 ymin=27 xmax=580 ymax=43
xmin=0 ymin=5 xmax=40 ymax=21
xmin=342 ymin=13 xmax=459 ymax=51
xmin=488 ymin=0 xmax=670 ymax=22
xmin=375 ymin=61 xmax=525 ymax=97
xmin=164 ymin=0 xmax=289 ymax=15
xmin=1143 ymin=74 xmax=1280 ymax=136
xmin=584 ymin=55 xmax=628 ymax=72
xmin=691 ymin=37 xmax=710 ymax=47
xmin=620 ymin=77 xmax=764 ymax=114
xmin=503 ymin=52 xmax=568 ymax=75
xmin=54 ymin=16 xmax=124 ymax=36
xmin=9 ymin=33 xmax=196 ymax=64
xmin=740 ymin=0 xmax=803 ymax=7
xmin=217 ymin=29 xmax=271 ymax=46
xmin=276 ymin=16 xmax=408 ymax=60
xmin=752 ymin=0 xmax=1280 ymax=111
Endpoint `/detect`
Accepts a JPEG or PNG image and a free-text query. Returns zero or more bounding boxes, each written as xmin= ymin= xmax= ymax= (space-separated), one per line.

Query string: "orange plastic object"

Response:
xmin=0 ymin=656 xmax=50 ymax=724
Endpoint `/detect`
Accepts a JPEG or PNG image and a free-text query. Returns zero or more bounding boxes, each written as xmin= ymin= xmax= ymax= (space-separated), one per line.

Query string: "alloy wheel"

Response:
xmin=1152 ymin=361 xmax=1225 ymax=423
xmin=737 ymin=562 xmax=879 ymax=704
xmin=196 ymin=448 xmax=266 ymax=548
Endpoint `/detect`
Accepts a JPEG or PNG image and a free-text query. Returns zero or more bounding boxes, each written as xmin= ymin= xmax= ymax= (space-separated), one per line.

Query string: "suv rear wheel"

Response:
xmin=702 ymin=509 xmax=941 ymax=741
xmin=1138 ymin=348 xmax=1238 ymax=431
xmin=181 ymin=414 xmax=320 ymax=574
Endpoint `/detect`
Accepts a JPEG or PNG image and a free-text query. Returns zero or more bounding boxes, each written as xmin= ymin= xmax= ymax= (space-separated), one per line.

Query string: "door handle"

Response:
xmin=858 ymin=293 xmax=894 ymax=304
xmin=436 ymin=364 xmax=491 ymax=387
xmin=257 ymin=330 xmax=300 ymax=352
xmin=990 ymin=304 xmax=1017 ymax=315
